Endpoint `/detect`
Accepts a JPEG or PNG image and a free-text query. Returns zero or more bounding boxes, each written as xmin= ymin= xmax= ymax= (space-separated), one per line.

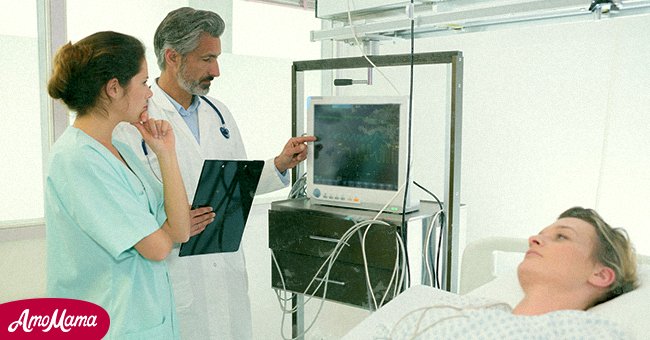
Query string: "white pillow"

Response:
xmin=589 ymin=265 xmax=650 ymax=340
xmin=464 ymin=264 xmax=650 ymax=340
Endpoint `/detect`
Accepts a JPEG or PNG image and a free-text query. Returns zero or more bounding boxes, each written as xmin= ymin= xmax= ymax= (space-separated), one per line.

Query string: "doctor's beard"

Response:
xmin=177 ymin=63 xmax=212 ymax=96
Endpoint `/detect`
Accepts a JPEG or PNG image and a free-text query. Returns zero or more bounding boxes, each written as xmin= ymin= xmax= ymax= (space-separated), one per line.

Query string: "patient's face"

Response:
xmin=518 ymin=217 xmax=600 ymax=290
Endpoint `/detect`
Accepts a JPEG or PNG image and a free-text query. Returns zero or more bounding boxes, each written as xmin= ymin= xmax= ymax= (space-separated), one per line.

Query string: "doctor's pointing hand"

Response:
xmin=274 ymin=135 xmax=317 ymax=174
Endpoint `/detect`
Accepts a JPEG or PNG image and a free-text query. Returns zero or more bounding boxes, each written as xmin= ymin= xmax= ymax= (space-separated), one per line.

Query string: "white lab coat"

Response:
xmin=113 ymin=81 xmax=286 ymax=339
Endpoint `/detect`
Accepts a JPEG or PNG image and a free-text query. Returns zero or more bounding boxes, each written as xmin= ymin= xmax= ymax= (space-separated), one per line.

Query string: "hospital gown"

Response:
xmin=378 ymin=292 xmax=630 ymax=339
xmin=45 ymin=127 xmax=179 ymax=339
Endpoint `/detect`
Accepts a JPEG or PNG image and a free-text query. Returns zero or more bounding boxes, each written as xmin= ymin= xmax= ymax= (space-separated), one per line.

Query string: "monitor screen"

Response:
xmin=312 ymin=102 xmax=399 ymax=191
xmin=306 ymin=96 xmax=418 ymax=213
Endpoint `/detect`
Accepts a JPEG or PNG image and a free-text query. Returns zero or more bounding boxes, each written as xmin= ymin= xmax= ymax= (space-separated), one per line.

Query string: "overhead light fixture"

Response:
xmin=589 ymin=0 xmax=621 ymax=18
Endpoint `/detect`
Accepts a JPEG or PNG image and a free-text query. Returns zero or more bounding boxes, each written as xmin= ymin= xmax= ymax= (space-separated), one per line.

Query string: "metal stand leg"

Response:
xmin=292 ymin=294 xmax=304 ymax=340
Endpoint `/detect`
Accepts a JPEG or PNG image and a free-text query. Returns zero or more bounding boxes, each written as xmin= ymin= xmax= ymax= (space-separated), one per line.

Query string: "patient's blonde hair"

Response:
xmin=559 ymin=207 xmax=638 ymax=306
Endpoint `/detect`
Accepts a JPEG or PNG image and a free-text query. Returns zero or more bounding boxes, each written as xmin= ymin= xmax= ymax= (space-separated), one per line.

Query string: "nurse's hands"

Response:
xmin=274 ymin=135 xmax=317 ymax=173
xmin=131 ymin=112 xmax=176 ymax=159
xmin=134 ymin=111 xmax=190 ymax=247
xmin=189 ymin=206 xmax=215 ymax=237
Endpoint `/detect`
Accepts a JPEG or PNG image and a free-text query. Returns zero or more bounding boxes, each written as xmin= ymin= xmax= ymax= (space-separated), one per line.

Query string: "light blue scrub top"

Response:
xmin=45 ymin=127 xmax=179 ymax=339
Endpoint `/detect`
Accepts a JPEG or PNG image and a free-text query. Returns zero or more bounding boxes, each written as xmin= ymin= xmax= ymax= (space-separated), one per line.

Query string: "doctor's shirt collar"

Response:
xmin=162 ymin=92 xmax=201 ymax=118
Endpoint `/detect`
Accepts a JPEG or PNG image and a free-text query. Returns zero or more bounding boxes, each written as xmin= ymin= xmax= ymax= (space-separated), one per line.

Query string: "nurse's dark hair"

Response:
xmin=559 ymin=206 xmax=638 ymax=306
xmin=154 ymin=7 xmax=225 ymax=71
xmin=47 ymin=31 xmax=145 ymax=116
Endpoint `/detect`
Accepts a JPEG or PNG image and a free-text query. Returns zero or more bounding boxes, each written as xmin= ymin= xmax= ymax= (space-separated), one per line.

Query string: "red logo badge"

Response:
xmin=0 ymin=298 xmax=110 ymax=339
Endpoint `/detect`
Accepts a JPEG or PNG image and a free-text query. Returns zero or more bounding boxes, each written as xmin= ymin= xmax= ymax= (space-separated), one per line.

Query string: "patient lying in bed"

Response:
xmin=345 ymin=207 xmax=640 ymax=339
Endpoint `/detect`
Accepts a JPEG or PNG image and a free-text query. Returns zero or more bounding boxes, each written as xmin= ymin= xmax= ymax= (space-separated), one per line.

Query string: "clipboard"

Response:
xmin=179 ymin=159 xmax=264 ymax=256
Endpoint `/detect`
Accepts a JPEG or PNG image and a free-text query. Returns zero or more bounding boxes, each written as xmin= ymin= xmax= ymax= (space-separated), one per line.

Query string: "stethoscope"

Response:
xmin=199 ymin=95 xmax=230 ymax=139
xmin=140 ymin=95 xmax=230 ymax=181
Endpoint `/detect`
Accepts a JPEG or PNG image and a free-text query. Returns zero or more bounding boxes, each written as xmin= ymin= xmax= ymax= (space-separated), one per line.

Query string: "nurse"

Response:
xmin=46 ymin=31 xmax=190 ymax=339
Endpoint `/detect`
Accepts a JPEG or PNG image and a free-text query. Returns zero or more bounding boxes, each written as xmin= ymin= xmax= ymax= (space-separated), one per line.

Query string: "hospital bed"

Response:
xmin=343 ymin=237 xmax=650 ymax=339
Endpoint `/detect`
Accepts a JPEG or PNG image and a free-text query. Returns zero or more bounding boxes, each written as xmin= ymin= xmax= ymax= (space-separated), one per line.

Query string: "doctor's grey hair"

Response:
xmin=154 ymin=7 xmax=225 ymax=71
xmin=558 ymin=206 xmax=638 ymax=306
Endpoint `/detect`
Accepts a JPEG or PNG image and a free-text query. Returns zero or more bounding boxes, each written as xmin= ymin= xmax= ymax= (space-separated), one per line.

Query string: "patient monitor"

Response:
xmin=305 ymin=96 xmax=418 ymax=214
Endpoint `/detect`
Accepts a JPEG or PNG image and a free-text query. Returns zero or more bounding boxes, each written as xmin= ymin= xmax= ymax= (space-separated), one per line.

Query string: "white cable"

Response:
xmin=424 ymin=210 xmax=444 ymax=286
xmin=271 ymin=219 xmax=393 ymax=339
xmin=359 ymin=219 xmax=409 ymax=310
xmin=272 ymin=221 xmax=370 ymax=312
xmin=288 ymin=172 xmax=308 ymax=199
xmin=272 ymin=169 xmax=411 ymax=338
xmin=381 ymin=231 xmax=408 ymax=307
xmin=346 ymin=0 xmax=401 ymax=96
xmin=270 ymin=250 xmax=295 ymax=307
xmin=360 ymin=223 xmax=383 ymax=309
xmin=389 ymin=302 xmax=512 ymax=339
xmin=352 ymin=181 xmax=407 ymax=309
xmin=396 ymin=229 xmax=409 ymax=292
xmin=272 ymin=248 xmax=331 ymax=340
xmin=271 ymin=216 xmax=408 ymax=337
xmin=372 ymin=181 xmax=408 ymax=220
xmin=594 ymin=26 xmax=622 ymax=210
xmin=378 ymin=236 xmax=401 ymax=308
xmin=391 ymin=236 xmax=403 ymax=299
xmin=270 ymin=250 xmax=294 ymax=339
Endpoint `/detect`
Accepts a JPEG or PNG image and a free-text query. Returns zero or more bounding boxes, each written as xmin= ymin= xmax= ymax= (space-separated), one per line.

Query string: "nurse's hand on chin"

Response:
xmin=131 ymin=111 xmax=176 ymax=157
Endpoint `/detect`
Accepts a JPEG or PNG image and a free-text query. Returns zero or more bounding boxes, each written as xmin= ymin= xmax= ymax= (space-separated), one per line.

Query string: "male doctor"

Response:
xmin=113 ymin=7 xmax=315 ymax=339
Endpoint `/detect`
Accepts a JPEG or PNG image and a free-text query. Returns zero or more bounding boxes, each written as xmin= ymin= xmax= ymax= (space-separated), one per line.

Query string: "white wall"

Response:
xmin=335 ymin=14 xmax=650 ymax=256
xmin=0 ymin=36 xmax=43 ymax=221
xmin=232 ymin=0 xmax=321 ymax=60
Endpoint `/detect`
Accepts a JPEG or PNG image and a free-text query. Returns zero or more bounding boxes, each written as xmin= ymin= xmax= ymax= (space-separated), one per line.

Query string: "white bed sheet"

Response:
xmin=342 ymin=285 xmax=457 ymax=339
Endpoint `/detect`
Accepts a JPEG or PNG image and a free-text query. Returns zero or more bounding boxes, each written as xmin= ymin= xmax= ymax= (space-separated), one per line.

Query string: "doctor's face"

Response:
xmin=517 ymin=217 xmax=600 ymax=291
xmin=177 ymin=33 xmax=221 ymax=96
xmin=121 ymin=60 xmax=153 ymax=122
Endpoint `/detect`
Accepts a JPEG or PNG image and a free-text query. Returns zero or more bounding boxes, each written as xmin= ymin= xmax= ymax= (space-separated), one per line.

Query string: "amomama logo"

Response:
xmin=0 ymin=298 xmax=110 ymax=339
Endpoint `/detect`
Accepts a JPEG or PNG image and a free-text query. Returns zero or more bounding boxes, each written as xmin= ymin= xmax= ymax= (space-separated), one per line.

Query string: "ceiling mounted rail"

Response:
xmin=311 ymin=0 xmax=650 ymax=42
